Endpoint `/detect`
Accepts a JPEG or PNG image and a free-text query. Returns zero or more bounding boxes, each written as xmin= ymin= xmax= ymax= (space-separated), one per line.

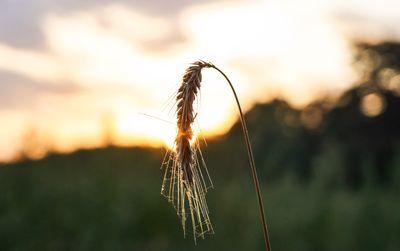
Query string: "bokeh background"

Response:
xmin=1 ymin=0 xmax=400 ymax=250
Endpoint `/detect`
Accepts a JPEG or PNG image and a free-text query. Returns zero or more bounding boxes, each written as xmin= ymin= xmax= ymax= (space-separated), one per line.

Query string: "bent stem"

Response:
xmin=209 ymin=64 xmax=272 ymax=251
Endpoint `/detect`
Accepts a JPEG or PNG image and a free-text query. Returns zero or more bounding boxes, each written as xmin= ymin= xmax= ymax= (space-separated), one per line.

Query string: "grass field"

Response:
xmin=1 ymin=144 xmax=399 ymax=251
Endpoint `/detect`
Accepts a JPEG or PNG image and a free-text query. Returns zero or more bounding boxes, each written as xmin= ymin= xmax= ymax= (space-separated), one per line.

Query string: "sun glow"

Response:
xmin=114 ymin=112 xmax=177 ymax=149
xmin=0 ymin=1 xmax=362 ymax=162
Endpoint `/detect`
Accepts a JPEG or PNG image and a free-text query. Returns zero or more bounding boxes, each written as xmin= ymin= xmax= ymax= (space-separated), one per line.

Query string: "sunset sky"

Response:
xmin=0 ymin=0 xmax=399 ymax=162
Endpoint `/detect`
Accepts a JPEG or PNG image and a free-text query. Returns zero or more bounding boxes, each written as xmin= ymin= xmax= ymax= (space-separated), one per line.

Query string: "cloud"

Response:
xmin=0 ymin=0 xmax=220 ymax=50
xmin=0 ymin=43 xmax=64 ymax=83
xmin=0 ymin=0 xmax=45 ymax=49
xmin=288 ymin=0 xmax=400 ymax=40
xmin=0 ymin=4 xmax=183 ymax=111
xmin=0 ymin=70 xmax=80 ymax=110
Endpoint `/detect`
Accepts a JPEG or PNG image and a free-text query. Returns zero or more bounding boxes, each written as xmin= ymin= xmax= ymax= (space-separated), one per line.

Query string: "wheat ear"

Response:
xmin=161 ymin=61 xmax=214 ymax=243
xmin=161 ymin=61 xmax=271 ymax=250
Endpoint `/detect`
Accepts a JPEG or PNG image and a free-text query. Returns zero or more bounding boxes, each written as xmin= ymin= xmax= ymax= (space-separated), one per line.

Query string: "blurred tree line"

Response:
xmin=0 ymin=41 xmax=399 ymax=251
xmin=222 ymin=41 xmax=400 ymax=189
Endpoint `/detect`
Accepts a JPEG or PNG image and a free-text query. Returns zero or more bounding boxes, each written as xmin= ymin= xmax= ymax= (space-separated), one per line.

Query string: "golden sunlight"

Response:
xmin=114 ymin=112 xmax=176 ymax=149
xmin=0 ymin=1 xmax=362 ymax=162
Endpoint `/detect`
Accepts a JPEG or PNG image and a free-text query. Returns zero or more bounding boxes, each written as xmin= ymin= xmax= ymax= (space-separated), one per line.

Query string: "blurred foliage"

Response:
xmin=1 ymin=41 xmax=400 ymax=250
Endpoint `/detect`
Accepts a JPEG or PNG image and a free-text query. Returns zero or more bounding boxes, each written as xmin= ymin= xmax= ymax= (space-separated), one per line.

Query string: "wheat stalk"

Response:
xmin=161 ymin=61 xmax=271 ymax=250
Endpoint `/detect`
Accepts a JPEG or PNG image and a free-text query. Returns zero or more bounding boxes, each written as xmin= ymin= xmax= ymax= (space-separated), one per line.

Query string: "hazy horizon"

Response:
xmin=1 ymin=0 xmax=400 ymax=162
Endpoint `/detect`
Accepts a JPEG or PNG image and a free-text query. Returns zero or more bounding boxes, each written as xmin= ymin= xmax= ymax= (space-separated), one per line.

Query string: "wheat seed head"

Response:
xmin=175 ymin=60 xmax=213 ymax=187
xmin=161 ymin=60 xmax=215 ymax=242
